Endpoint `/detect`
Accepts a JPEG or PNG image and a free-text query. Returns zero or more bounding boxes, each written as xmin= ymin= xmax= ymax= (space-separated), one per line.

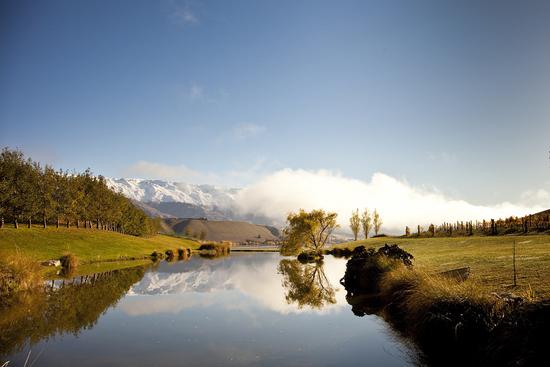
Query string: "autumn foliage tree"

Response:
xmin=280 ymin=209 xmax=339 ymax=256
xmin=373 ymin=209 xmax=382 ymax=236
xmin=349 ymin=209 xmax=360 ymax=241
xmin=361 ymin=208 xmax=372 ymax=239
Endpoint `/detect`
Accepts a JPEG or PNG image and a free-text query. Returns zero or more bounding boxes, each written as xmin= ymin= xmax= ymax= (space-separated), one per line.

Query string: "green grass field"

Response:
xmin=0 ymin=227 xmax=200 ymax=264
xmin=334 ymin=235 xmax=550 ymax=298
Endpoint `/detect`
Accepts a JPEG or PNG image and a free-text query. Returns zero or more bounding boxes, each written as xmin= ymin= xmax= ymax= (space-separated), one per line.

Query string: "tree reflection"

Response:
xmin=0 ymin=266 xmax=146 ymax=357
xmin=278 ymin=259 xmax=336 ymax=309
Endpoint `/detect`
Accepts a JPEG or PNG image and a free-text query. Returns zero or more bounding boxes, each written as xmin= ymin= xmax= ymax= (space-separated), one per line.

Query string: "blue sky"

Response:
xmin=1 ymin=0 xmax=550 ymax=207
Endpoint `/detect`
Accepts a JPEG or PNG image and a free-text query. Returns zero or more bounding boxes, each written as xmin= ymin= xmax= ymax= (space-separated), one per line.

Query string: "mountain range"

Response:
xmin=105 ymin=177 xmax=276 ymax=227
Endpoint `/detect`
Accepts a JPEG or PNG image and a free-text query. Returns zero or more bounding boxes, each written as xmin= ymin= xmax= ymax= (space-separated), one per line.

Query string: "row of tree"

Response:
xmin=405 ymin=213 xmax=550 ymax=237
xmin=349 ymin=208 xmax=382 ymax=241
xmin=0 ymin=148 xmax=160 ymax=236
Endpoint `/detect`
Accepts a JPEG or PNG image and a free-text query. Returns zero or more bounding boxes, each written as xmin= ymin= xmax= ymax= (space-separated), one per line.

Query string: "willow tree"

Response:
xmin=280 ymin=209 xmax=338 ymax=256
xmin=349 ymin=209 xmax=360 ymax=241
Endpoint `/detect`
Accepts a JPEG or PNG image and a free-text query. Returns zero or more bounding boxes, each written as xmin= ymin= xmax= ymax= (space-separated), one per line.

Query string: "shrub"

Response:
xmin=59 ymin=253 xmax=78 ymax=270
xmin=177 ymin=248 xmax=190 ymax=259
xmin=0 ymin=255 xmax=43 ymax=299
xmin=150 ymin=251 xmax=164 ymax=260
xmin=198 ymin=243 xmax=230 ymax=256
xmin=377 ymin=244 xmax=414 ymax=267
xmin=165 ymin=249 xmax=174 ymax=260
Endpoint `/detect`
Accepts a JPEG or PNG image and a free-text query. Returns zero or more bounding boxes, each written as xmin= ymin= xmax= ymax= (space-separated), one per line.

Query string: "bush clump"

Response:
xmin=59 ymin=253 xmax=78 ymax=270
xmin=0 ymin=255 xmax=43 ymax=300
xmin=177 ymin=248 xmax=191 ymax=260
xmin=198 ymin=243 xmax=230 ymax=257
xmin=150 ymin=251 xmax=164 ymax=260
xmin=165 ymin=249 xmax=174 ymax=260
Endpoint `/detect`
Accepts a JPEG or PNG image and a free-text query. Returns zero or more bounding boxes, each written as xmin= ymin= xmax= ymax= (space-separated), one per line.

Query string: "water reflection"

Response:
xmin=0 ymin=266 xmax=145 ymax=357
xmin=2 ymin=254 xmax=415 ymax=367
xmin=278 ymin=259 xmax=336 ymax=309
xmin=125 ymin=254 xmax=347 ymax=314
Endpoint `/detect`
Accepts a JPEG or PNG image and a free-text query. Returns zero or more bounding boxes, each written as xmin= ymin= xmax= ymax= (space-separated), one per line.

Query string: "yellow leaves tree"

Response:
xmin=373 ymin=209 xmax=383 ymax=235
xmin=361 ymin=208 xmax=372 ymax=239
xmin=349 ymin=209 xmax=360 ymax=241
xmin=281 ymin=209 xmax=339 ymax=256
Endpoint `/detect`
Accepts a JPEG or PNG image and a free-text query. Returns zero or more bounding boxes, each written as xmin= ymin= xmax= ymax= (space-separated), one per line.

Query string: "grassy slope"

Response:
xmin=0 ymin=227 xmax=200 ymax=264
xmin=334 ymin=235 xmax=550 ymax=298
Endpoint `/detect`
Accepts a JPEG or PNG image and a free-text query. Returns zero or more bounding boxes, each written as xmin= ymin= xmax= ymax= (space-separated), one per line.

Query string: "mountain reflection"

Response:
xmin=0 ymin=266 xmax=146 ymax=357
xmin=124 ymin=254 xmax=347 ymax=315
xmin=278 ymin=259 xmax=336 ymax=309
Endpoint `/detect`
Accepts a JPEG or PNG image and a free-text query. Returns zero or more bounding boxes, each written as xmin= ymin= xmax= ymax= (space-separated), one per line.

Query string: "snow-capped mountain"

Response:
xmin=106 ymin=178 xmax=277 ymax=225
xmin=105 ymin=178 xmax=239 ymax=207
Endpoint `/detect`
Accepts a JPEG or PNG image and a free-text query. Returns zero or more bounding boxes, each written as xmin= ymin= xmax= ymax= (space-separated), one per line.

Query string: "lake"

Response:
xmin=1 ymin=253 xmax=418 ymax=366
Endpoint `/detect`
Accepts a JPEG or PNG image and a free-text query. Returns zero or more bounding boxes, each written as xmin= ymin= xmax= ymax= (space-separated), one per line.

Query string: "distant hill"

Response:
xmin=161 ymin=218 xmax=280 ymax=243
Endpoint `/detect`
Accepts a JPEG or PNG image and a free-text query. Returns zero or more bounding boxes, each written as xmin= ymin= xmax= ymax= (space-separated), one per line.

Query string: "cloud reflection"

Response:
xmin=120 ymin=255 xmax=348 ymax=316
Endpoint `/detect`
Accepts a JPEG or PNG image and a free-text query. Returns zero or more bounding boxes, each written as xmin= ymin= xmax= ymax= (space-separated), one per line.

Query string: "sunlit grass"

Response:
xmin=0 ymin=227 xmax=200 ymax=264
xmin=335 ymin=235 xmax=550 ymax=298
xmin=0 ymin=252 xmax=43 ymax=300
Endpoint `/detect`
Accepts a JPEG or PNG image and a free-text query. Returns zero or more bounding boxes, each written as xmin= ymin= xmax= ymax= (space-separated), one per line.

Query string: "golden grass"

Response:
xmin=335 ymin=235 xmax=550 ymax=298
xmin=0 ymin=253 xmax=43 ymax=299
xmin=381 ymin=266 xmax=496 ymax=313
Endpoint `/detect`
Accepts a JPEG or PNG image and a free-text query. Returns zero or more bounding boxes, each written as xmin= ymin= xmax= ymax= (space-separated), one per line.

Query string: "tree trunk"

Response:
xmin=14 ymin=218 xmax=18 ymax=229
xmin=57 ymin=217 xmax=60 ymax=228
xmin=96 ymin=219 xmax=100 ymax=229
xmin=28 ymin=218 xmax=32 ymax=228
xmin=43 ymin=215 xmax=47 ymax=229
xmin=0 ymin=217 xmax=4 ymax=229
xmin=66 ymin=220 xmax=70 ymax=228
xmin=76 ymin=220 xmax=80 ymax=229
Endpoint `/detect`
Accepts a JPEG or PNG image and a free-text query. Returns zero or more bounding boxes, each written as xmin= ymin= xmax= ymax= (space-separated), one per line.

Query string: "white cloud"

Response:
xmin=231 ymin=123 xmax=266 ymax=140
xmin=120 ymin=158 xmax=273 ymax=187
xmin=520 ymin=188 xmax=550 ymax=207
xmin=235 ymin=169 xmax=550 ymax=234
xmin=122 ymin=161 xmax=218 ymax=184
xmin=120 ymin=161 xmax=550 ymax=234
xmin=172 ymin=3 xmax=198 ymax=25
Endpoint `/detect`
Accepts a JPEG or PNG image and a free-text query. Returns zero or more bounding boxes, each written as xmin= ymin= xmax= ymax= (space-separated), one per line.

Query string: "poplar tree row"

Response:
xmin=0 ymin=148 xmax=160 ymax=236
xmin=349 ymin=208 xmax=382 ymax=240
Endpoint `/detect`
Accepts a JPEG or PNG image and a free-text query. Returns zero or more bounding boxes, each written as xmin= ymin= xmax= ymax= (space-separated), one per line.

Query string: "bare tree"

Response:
xmin=349 ymin=209 xmax=360 ymax=241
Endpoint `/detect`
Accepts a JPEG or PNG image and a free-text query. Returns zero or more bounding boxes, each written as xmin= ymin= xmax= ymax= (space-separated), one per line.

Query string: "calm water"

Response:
xmin=2 ymin=253 xmax=417 ymax=366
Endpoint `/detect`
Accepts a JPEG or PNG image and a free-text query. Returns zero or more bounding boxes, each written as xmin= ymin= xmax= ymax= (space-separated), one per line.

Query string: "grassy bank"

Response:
xmin=340 ymin=244 xmax=548 ymax=366
xmin=0 ymin=227 xmax=200 ymax=264
xmin=334 ymin=235 xmax=550 ymax=298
